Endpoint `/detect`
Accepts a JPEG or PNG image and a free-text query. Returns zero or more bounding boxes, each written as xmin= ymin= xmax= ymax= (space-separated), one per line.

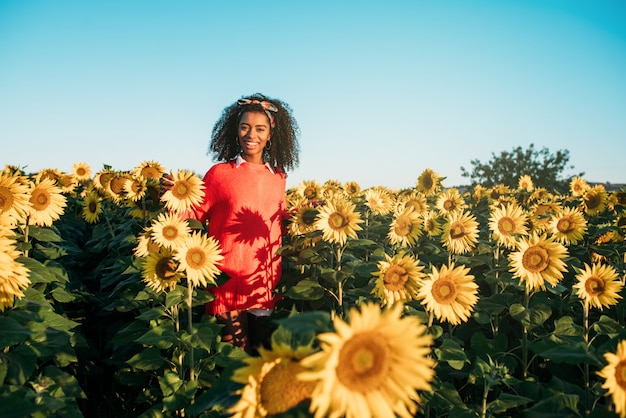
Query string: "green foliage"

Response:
xmin=460 ymin=143 xmax=583 ymax=192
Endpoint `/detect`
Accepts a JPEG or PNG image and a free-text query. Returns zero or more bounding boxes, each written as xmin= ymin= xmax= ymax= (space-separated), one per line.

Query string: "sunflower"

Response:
xmin=528 ymin=201 xmax=562 ymax=234
xmin=548 ymin=206 xmax=587 ymax=245
xmin=573 ymin=263 xmax=622 ymax=311
xmin=93 ymin=169 xmax=114 ymax=191
xmin=0 ymin=172 xmax=31 ymax=223
xmin=150 ymin=212 xmax=191 ymax=249
xmin=488 ymin=203 xmax=529 ymax=249
xmin=315 ymin=198 xmax=363 ymax=245
xmin=423 ymin=210 xmax=443 ymax=237
xmin=123 ymin=175 xmax=148 ymax=202
xmin=72 ymin=162 xmax=92 ymax=181
xmin=344 ymin=181 xmax=361 ymax=198
xmin=517 ymin=175 xmax=534 ymax=192
xmin=436 ymin=188 xmax=465 ymax=216
xmin=288 ymin=203 xmax=319 ymax=236
xmin=441 ymin=210 xmax=479 ymax=254
xmin=508 ymin=233 xmax=569 ymax=292
xmin=133 ymin=160 xmax=165 ymax=180
xmin=299 ymin=303 xmax=435 ymax=418
xmin=417 ymin=262 xmax=478 ymax=326
xmin=106 ymin=172 xmax=130 ymax=202
xmin=598 ymin=340 xmax=626 ymax=418
xmin=141 ymin=247 xmax=183 ymax=293
xmin=160 ymin=170 xmax=205 ymax=214
xmin=387 ymin=206 xmax=422 ymax=247
xmin=134 ymin=230 xmax=161 ymax=258
xmin=321 ymin=179 xmax=343 ymax=199
xmin=27 ymin=178 xmax=67 ymax=227
xmin=228 ymin=342 xmax=317 ymax=417
xmin=372 ymin=252 xmax=425 ymax=307
xmin=81 ymin=190 xmax=103 ymax=224
xmin=174 ymin=231 xmax=223 ymax=287
xmin=34 ymin=168 xmax=63 ymax=184
xmin=486 ymin=184 xmax=511 ymax=203
xmin=416 ymin=168 xmax=442 ymax=196
xmin=397 ymin=191 xmax=428 ymax=216
xmin=297 ymin=180 xmax=322 ymax=202
xmin=0 ymin=237 xmax=31 ymax=312
xmin=583 ymin=185 xmax=607 ymax=216
xmin=473 ymin=184 xmax=488 ymax=201
xmin=570 ymin=176 xmax=590 ymax=197
xmin=364 ymin=186 xmax=394 ymax=216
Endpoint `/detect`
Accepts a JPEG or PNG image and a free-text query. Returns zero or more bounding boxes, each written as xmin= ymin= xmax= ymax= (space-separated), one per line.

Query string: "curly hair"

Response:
xmin=209 ymin=93 xmax=300 ymax=172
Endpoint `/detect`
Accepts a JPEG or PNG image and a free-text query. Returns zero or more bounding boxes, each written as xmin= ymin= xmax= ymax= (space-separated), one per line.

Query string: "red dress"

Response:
xmin=191 ymin=159 xmax=286 ymax=314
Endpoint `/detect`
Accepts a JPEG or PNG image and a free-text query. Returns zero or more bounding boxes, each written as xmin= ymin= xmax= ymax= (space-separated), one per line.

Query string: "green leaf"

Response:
xmin=535 ymin=340 xmax=600 ymax=366
xmin=27 ymin=226 xmax=62 ymax=242
xmin=553 ymin=316 xmax=583 ymax=337
xmin=127 ymin=348 xmax=165 ymax=371
xmin=282 ymin=278 xmax=325 ymax=301
xmin=509 ymin=303 xmax=552 ymax=329
xmin=488 ymin=393 xmax=533 ymax=413
xmin=165 ymin=286 xmax=186 ymax=308
xmin=158 ymin=370 xmax=183 ymax=397
xmin=0 ymin=317 xmax=33 ymax=347
xmin=136 ymin=324 xmax=176 ymax=349
xmin=17 ymin=257 xmax=57 ymax=284
xmin=434 ymin=339 xmax=469 ymax=370
xmin=594 ymin=315 xmax=624 ymax=337
xmin=51 ymin=287 xmax=76 ymax=303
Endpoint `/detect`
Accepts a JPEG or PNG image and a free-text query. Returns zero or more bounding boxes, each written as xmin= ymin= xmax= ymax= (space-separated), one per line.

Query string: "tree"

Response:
xmin=460 ymin=143 xmax=583 ymax=193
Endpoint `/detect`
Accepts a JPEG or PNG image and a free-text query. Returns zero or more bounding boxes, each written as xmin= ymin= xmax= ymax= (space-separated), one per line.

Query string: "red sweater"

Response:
xmin=191 ymin=160 xmax=286 ymax=314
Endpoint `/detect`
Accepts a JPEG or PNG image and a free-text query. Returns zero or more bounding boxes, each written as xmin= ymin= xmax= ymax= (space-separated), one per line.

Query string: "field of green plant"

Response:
xmin=1 ymin=162 xmax=625 ymax=418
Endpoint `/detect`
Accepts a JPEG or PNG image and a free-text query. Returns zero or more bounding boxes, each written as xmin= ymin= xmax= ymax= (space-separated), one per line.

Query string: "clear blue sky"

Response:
xmin=1 ymin=0 xmax=625 ymax=189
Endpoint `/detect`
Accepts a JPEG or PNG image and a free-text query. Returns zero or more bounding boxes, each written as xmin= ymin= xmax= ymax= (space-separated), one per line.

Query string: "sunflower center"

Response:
xmin=337 ymin=332 xmax=390 ymax=392
xmin=556 ymin=217 xmax=575 ymax=233
xmin=431 ymin=278 xmax=457 ymax=304
xmin=30 ymin=191 xmax=50 ymax=210
xmin=443 ymin=199 xmax=456 ymax=211
xmin=498 ymin=217 xmax=516 ymax=234
xmin=522 ymin=245 xmax=550 ymax=273
xmin=616 ymin=360 xmax=626 ymax=391
xmin=186 ymin=248 xmax=205 ymax=268
xmin=0 ymin=188 xmax=13 ymax=211
xmin=88 ymin=201 xmax=98 ymax=213
xmin=142 ymin=167 xmax=160 ymax=179
xmin=585 ymin=193 xmax=600 ymax=210
xmin=394 ymin=217 xmax=411 ymax=237
xmin=422 ymin=175 xmax=433 ymax=190
xmin=156 ymin=257 xmax=178 ymax=279
xmin=173 ymin=181 xmax=191 ymax=199
xmin=383 ymin=265 xmax=409 ymax=291
xmin=304 ymin=187 xmax=317 ymax=199
xmin=450 ymin=222 xmax=465 ymax=239
xmin=110 ymin=177 xmax=126 ymax=194
xmin=131 ymin=181 xmax=144 ymax=194
xmin=163 ymin=226 xmax=179 ymax=240
xmin=584 ymin=276 xmax=605 ymax=296
xmin=260 ymin=361 xmax=314 ymax=415
xmin=329 ymin=212 xmax=348 ymax=229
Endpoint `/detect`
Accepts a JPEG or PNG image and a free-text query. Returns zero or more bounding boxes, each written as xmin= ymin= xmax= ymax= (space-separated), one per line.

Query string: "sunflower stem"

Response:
xmin=187 ymin=284 xmax=195 ymax=382
xmin=522 ymin=287 xmax=530 ymax=379
xmin=481 ymin=380 xmax=489 ymax=418
xmin=583 ymin=301 xmax=590 ymax=414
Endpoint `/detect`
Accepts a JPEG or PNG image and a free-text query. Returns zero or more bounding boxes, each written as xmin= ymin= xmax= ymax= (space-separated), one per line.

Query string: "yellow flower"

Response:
xmin=436 ymin=188 xmax=465 ymax=216
xmin=299 ymin=303 xmax=435 ymax=418
xmin=583 ymin=185 xmax=607 ymax=216
xmin=387 ymin=206 xmax=422 ymax=247
xmin=0 ymin=172 xmax=31 ymax=224
xmin=344 ymin=181 xmax=361 ymax=198
xmin=160 ymin=170 xmax=205 ymax=214
xmin=473 ymin=184 xmax=488 ymax=201
xmin=488 ymin=203 xmax=529 ymax=249
xmin=423 ymin=210 xmax=443 ymax=237
xmin=518 ymin=175 xmax=534 ymax=192
xmin=141 ymin=247 xmax=183 ymax=293
xmin=0 ymin=236 xmax=31 ymax=311
xmin=123 ymin=176 xmax=147 ymax=202
xmin=508 ymin=233 xmax=569 ymax=292
xmin=297 ymin=180 xmax=322 ymax=201
xmin=597 ymin=340 xmax=626 ymax=418
xmin=93 ymin=169 xmax=114 ymax=191
xmin=441 ymin=210 xmax=479 ymax=254
xmin=315 ymin=198 xmax=363 ymax=245
xmin=528 ymin=201 xmax=562 ymax=234
xmin=134 ymin=230 xmax=161 ymax=258
xmin=548 ymin=206 xmax=587 ymax=245
xmin=72 ymin=162 xmax=92 ymax=181
xmin=372 ymin=252 xmax=425 ymax=307
xmin=105 ymin=172 xmax=130 ymax=203
xmin=364 ymin=186 xmax=394 ymax=216
xmin=416 ymin=168 xmax=442 ymax=196
xmin=321 ymin=179 xmax=343 ymax=199
xmin=150 ymin=212 xmax=191 ymax=249
xmin=81 ymin=190 xmax=103 ymax=224
xmin=417 ymin=262 xmax=478 ymax=326
xmin=573 ymin=263 xmax=622 ymax=310
xmin=174 ymin=231 xmax=223 ymax=287
xmin=288 ymin=203 xmax=319 ymax=236
xmin=133 ymin=160 xmax=165 ymax=180
xmin=397 ymin=191 xmax=428 ymax=216
xmin=27 ymin=178 xmax=67 ymax=227
xmin=487 ymin=184 xmax=511 ymax=203
xmin=228 ymin=342 xmax=317 ymax=417
xmin=570 ymin=176 xmax=590 ymax=197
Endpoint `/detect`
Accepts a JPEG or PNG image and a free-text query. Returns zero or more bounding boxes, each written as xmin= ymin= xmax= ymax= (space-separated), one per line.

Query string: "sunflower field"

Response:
xmin=1 ymin=162 xmax=625 ymax=418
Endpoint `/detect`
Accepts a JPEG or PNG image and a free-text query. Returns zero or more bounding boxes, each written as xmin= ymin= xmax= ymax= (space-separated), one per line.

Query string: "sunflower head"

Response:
xmin=416 ymin=168 xmax=443 ymax=196
xmin=315 ymin=197 xmax=363 ymax=245
xmin=573 ymin=263 xmax=623 ymax=311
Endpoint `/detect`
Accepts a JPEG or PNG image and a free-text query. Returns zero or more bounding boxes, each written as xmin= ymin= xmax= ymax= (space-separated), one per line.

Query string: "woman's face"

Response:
xmin=238 ymin=111 xmax=271 ymax=164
